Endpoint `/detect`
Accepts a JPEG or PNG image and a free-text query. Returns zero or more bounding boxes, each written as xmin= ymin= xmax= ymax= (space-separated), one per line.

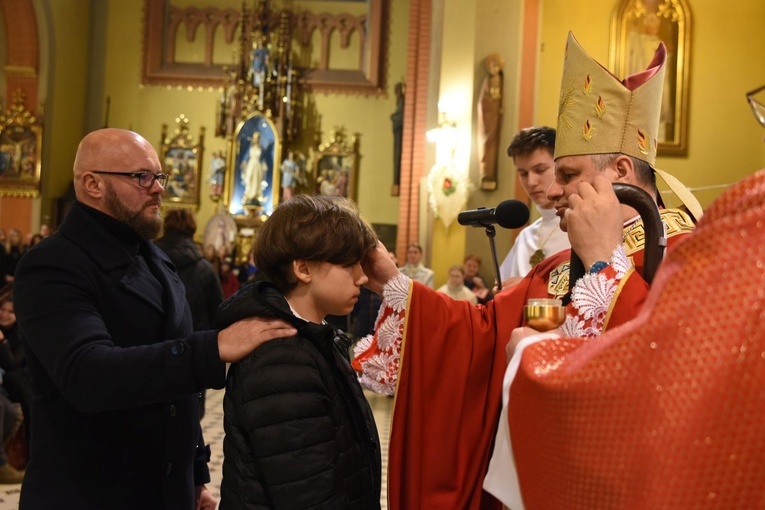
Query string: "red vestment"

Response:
xmin=507 ymin=170 xmax=765 ymax=508
xmin=354 ymin=211 xmax=694 ymax=509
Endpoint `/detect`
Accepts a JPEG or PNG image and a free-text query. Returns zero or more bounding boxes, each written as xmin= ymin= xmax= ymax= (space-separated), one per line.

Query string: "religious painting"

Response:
xmin=160 ymin=115 xmax=204 ymax=207
xmin=0 ymin=93 xmax=43 ymax=198
xmin=314 ymin=128 xmax=359 ymax=201
xmin=202 ymin=212 xmax=239 ymax=257
xmin=610 ymin=0 xmax=692 ymax=155
xmin=228 ymin=112 xmax=280 ymax=218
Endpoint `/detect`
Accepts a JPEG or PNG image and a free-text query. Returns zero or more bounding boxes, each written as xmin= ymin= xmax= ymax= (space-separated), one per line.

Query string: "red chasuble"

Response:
xmin=507 ymin=170 xmax=765 ymax=508
xmin=356 ymin=212 xmax=694 ymax=509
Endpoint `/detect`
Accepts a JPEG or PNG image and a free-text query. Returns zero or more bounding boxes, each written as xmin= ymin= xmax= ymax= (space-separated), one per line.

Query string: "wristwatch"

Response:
xmin=588 ymin=261 xmax=609 ymax=274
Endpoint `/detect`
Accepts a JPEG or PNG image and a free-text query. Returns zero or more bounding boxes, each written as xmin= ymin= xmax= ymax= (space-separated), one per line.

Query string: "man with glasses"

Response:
xmin=13 ymin=128 xmax=297 ymax=510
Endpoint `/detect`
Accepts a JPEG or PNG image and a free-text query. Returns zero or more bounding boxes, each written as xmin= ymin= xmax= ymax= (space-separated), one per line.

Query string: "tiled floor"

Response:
xmin=0 ymin=388 xmax=393 ymax=509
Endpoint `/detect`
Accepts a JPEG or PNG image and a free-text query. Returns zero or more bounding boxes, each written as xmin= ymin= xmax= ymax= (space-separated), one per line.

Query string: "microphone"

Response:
xmin=457 ymin=199 xmax=530 ymax=229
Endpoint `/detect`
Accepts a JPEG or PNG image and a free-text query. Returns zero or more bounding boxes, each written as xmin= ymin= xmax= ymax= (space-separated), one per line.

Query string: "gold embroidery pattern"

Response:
xmin=595 ymin=96 xmax=606 ymax=117
xmin=583 ymin=74 xmax=592 ymax=95
xmin=546 ymin=209 xmax=693 ymax=295
xmin=623 ymin=208 xmax=695 ymax=256
xmin=558 ymin=79 xmax=577 ymax=130
xmin=547 ymin=261 xmax=571 ymax=298
xmin=637 ymin=128 xmax=649 ymax=155
xmin=583 ymin=120 xmax=593 ymax=141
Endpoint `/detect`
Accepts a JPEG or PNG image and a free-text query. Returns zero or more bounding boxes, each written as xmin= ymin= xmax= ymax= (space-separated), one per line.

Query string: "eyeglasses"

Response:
xmin=746 ymin=84 xmax=765 ymax=128
xmin=91 ymin=170 xmax=169 ymax=188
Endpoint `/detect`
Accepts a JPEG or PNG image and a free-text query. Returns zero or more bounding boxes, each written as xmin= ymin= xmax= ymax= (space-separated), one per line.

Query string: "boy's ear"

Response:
xmin=292 ymin=259 xmax=311 ymax=284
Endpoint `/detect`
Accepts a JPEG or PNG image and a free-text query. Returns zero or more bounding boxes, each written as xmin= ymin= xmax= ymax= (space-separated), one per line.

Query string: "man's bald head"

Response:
xmin=72 ymin=129 xmax=164 ymax=239
xmin=73 ymin=128 xmax=160 ymax=201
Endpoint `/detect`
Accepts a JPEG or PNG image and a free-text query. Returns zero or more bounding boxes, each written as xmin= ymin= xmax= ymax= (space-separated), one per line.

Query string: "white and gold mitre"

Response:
xmin=554 ymin=32 xmax=703 ymax=220
xmin=554 ymin=31 xmax=665 ymax=166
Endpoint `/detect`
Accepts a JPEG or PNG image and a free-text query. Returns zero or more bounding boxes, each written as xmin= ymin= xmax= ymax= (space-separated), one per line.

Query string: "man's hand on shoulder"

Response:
xmin=217 ymin=317 xmax=297 ymax=363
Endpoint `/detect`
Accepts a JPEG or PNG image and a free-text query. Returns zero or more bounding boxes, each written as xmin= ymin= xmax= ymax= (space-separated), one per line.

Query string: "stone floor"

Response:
xmin=0 ymin=388 xmax=393 ymax=509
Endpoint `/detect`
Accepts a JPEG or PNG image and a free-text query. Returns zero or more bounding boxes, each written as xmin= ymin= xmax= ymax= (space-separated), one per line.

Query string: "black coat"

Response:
xmin=14 ymin=201 xmax=226 ymax=510
xmin=155 ymin=230 xmax=223 ymax=331
xmin=218 ymin=282 xmax=382 ymax=510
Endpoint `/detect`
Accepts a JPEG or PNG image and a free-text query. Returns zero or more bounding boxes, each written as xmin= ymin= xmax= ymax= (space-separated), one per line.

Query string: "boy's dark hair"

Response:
xmin=163 ymin=208 xmax=197 ymax=236
xmin=254 ymin=194 xmax=377 ymax=294
xmin=507 ymin=126 xmax=556 ymax=158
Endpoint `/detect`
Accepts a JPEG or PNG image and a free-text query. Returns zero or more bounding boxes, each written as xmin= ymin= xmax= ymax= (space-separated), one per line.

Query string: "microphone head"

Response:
xmin=494 ymin=199 xmax=530 ymax=229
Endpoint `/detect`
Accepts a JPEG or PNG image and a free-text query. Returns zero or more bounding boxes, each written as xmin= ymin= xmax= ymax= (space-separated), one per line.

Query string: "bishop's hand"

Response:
xmin=565 ymin=175 xmax=624 ymax=269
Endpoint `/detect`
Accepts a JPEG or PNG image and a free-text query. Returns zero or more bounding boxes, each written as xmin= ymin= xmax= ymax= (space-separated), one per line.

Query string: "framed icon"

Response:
xmin=0 ymin=92 xmax=43 ymax=198
xmin=160 ymin=114 xmax=204 ymax=207
xmin=610 ymin=0 xmax=692 ymax=155
xmin=228 ymin=112 xmax=280 ymax=218
xmin=314 ymin=127 xmax=359 ymax=201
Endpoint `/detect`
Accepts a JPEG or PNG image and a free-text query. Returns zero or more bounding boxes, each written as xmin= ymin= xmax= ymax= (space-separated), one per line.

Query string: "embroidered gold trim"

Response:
xmin=547 ymin=261 xmax=571 ymax=297
xmin=623 ymin=208 xmax=695 ymax=256
xmin=546 ymin=208 xmax=693 ymax=296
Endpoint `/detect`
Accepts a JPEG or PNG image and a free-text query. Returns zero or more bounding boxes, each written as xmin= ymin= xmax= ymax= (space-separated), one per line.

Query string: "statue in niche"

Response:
xmin=208 ymin=150 xmax=226 ymax=200
xmin=390 ymin=82 xmax=405 ymax=196
xmin=280 ymin=150 xmax=298 ymax=201
xmin=241 ymin=132 xmax=266 ymax=205
xmin=250 ymin=34 xmax=269 ymax=87
xmin=476 ymin=54 xmax=504 ymax=191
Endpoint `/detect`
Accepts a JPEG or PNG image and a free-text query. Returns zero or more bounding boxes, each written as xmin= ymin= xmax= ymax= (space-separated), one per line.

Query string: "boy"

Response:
xmin=498 ymin=126 xmax=570 ymax=285
xmin=218 ymin=195 xmax=381 ymax=509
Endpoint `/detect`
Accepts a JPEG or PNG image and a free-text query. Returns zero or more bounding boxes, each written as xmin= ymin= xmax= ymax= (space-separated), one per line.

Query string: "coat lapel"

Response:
xmin=144 ymin=242 xmax=190 ymax=335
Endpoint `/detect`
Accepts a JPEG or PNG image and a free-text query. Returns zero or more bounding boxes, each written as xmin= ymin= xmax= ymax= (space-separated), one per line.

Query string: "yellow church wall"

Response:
xmin=96 ymin=0 xmax=405 ymax=242
xmin=428 ymin=0 xmax=524 ymax=288
xmin=37 ymin=0 xmax=91 ymax=226
xmin=537 ymin=0 xmax=765 ymax=209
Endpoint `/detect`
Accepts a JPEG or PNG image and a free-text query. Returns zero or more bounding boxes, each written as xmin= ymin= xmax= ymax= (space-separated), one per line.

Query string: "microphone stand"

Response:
xmin=480 ymin=223 xmax=503 ymax=291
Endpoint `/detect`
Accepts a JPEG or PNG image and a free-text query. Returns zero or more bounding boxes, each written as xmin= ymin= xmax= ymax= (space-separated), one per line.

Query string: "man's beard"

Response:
xmin=104 ymin=182 xmax=163 ymax=240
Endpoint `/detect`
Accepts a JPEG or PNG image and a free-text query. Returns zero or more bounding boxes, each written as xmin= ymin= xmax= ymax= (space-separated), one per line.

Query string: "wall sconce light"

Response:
xmin=426 ymin=112 xmax=460 ymax=162
xmin=426 ymin=111 xmax=474 ymax=228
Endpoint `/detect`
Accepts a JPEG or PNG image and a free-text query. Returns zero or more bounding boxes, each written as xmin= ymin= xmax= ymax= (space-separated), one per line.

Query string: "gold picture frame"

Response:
xmin=227 ymin=112 xmax=281 ymax=219
xmin=610 ymin=0 xmax=692 ymax=156
xmin=314 ymin=128 xmax=359 ymax=202
xmin=160 ymin=114 xmax=205 ymax=207
xmin=0 ymin=92 xmax=43 ymax=198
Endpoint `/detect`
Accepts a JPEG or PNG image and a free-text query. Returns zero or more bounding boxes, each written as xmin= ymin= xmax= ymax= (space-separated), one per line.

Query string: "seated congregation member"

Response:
xmin=219 ymin=194 xmax=381 ymax=510
xmin=437 ymin=264 xmax=478 ymax=304
xmin=463 ymin=253 xmax=492 ymax=303
xmin=353 ymin=32 xmax=703 ymax=509
xmin=485 ymin=168 xmax=765 ymax=509
xmin=0 ymin=296 xmax=31 ymax=454
xmin=13 ymin=128 xmax=296 ymax=510
xmin=499 ymin=126 xmax=570 ymax=285
xmin=399 ymin=243 xmax=434 ymax=288
xmin=0 ymin=389 xmax=23 ymax=483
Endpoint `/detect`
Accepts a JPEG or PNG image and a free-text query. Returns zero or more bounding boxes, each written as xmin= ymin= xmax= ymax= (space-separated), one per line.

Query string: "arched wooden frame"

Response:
xmin=227 ymin=112 xmax=281 ymax=219
xmin=142 ymin=0 xmax=388 ymax=95
xmin=609 ymin=0 xmax=691 ymax=156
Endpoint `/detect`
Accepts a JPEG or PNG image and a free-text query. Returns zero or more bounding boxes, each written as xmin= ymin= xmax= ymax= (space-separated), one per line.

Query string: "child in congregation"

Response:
xmin=217 ymin=194 xmax=381 ymax=509
xmin=436 ymin=264 xmax=478 ymax=304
